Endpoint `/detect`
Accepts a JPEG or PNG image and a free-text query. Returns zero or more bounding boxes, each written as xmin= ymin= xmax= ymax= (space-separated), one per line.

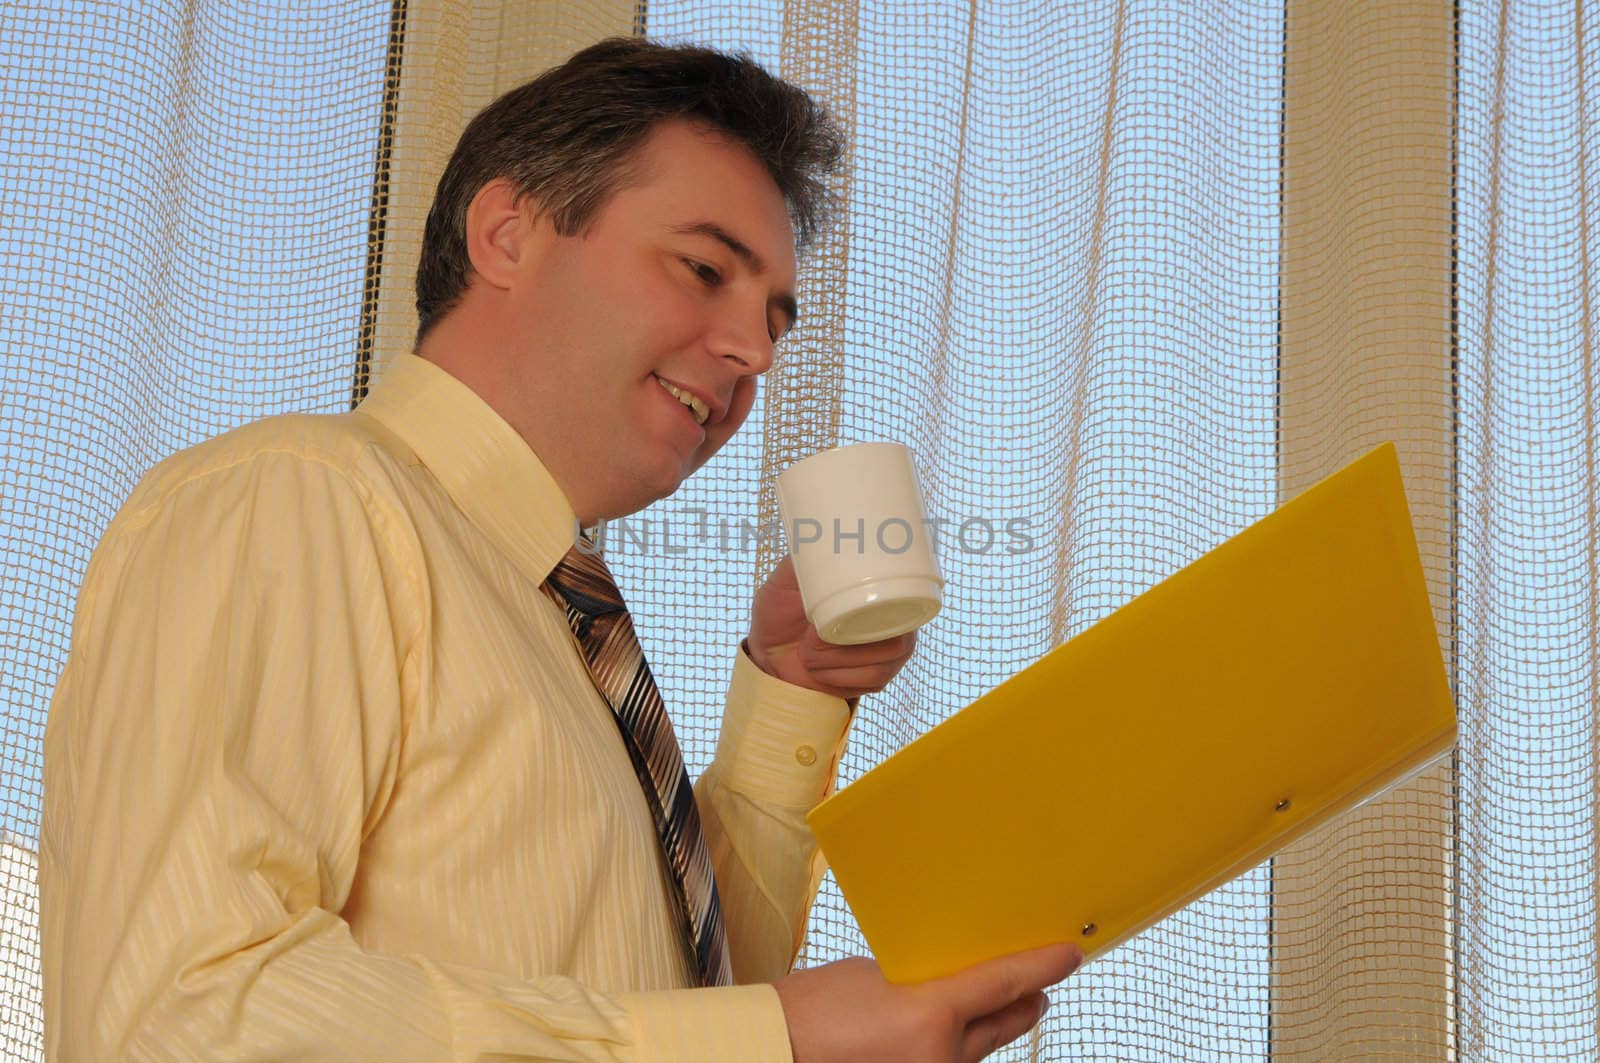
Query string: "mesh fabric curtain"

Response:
xmin=2 ymin=1 xmax=1596 ymax=1060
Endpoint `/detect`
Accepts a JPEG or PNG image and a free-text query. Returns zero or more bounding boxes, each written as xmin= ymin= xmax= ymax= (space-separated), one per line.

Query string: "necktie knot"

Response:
xmin=545 ymin=547 xmax=628 ymax=633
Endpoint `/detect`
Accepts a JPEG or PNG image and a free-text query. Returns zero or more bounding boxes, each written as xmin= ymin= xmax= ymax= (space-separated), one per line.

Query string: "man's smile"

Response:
xmin=653 ymin=374 xmax=711 ymax=426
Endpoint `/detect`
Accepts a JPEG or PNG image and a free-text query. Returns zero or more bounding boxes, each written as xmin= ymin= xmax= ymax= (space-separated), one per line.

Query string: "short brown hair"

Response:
xmin=414 ymin=37 xmax=843 ymax=339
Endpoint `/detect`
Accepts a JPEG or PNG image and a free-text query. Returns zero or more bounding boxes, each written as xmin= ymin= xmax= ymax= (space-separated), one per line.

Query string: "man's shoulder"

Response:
xmin=119 ymin=410 xmax=417 ymax=529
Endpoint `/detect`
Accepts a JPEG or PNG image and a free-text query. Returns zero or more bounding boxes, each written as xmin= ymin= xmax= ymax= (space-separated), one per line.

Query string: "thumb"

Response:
xmin=936 ymin=943 xmax=1082 ymax=1023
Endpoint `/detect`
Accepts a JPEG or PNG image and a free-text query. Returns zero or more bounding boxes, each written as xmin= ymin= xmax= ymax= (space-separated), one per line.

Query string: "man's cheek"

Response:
xmin=690 ymin=381 xmax=756 ymax=472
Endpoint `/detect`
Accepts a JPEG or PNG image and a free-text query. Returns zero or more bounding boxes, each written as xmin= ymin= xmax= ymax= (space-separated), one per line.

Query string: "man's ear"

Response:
xmin=464 ymin=177 xmax=543 ymax=290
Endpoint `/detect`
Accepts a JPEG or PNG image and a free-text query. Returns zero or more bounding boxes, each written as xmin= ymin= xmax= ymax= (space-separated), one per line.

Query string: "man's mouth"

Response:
xmin=654 ymin=375 xmax=710 ymax=426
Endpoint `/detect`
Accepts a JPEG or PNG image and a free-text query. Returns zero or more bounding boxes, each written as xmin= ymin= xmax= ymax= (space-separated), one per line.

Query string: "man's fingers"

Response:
xmin=798 ymin=634 xmax=916 ymax=677
xmin=960 ymin=990 xmax=1050 ymax=1063
xmin=942 ymin=943 xmax=1082 ymax=1023
xmin=802 ymin=628 xmax=916 ymax=661
xmin=794 ymin=665 xmax=896 ymax=696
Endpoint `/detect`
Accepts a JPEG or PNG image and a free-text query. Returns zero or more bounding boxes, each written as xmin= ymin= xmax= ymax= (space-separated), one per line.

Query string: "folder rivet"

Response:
xmin=1275 ymin=799 xmax=1292 ymax=813
xmin=1081 ymin=922 xmax=1097 ymax=937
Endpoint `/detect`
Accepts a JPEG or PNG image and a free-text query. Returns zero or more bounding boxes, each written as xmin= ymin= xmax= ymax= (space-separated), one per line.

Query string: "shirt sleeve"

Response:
xmin=39 ymin=449 xmax=792 ymax=1062
xmin=695 ymin=650 xmax=855 ymax=984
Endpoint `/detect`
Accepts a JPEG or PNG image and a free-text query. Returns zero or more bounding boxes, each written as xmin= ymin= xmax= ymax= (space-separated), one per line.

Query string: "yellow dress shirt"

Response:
xmin=41 ymin=354 xmax=854 ymax=1061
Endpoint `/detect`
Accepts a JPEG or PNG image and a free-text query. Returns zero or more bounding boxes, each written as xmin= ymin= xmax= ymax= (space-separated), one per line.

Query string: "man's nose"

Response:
xmin=708 ymin=308 xmax=775 ymax=376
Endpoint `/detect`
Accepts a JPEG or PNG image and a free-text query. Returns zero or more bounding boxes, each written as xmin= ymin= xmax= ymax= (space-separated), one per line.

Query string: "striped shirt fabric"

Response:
xmin=40 ymin=353 xmax=854 ymax=1061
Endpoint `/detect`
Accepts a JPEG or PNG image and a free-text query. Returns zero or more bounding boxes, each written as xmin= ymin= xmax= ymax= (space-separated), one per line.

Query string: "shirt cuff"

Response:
xmin=621 ymin=982 xmax=792 ymax=1063
xmin=714 ymin=649 xmax=854 ymax=808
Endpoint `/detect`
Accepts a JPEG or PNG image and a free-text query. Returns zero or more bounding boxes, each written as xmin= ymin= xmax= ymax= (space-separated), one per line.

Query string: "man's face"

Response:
xmin=497 ymin=120 xmax=800 ymax=522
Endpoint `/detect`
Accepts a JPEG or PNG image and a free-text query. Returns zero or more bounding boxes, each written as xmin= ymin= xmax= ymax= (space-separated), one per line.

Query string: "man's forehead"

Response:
xmin=624 ymin=122 xmax=794 ymax=230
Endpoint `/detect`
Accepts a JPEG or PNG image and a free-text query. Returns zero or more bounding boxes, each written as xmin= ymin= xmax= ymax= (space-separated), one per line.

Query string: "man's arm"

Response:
xmin=694 ymin=555 xmax=915 ymax=983
xmin=694 ymin=650 xmax=852 ymax=983
xmin=702 ymin=558 xmax=1087 ymax=1062
xmin=39 ymin=450 xmax=779 ymax=1061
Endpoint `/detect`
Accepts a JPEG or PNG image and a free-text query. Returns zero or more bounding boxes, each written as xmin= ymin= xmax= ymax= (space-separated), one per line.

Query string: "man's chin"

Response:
xmin=596 ymin=461 xmax=694 ymax=521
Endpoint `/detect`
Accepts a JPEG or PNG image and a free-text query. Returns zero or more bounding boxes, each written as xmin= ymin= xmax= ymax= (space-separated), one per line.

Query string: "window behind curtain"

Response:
xmin=625 ymin=3 xmax=1282 ymax=1058
xmin=0 ymin=2 xmax=392 ymax=1052
xmin=9 ymin=3 xmax=1593 ymax=1059
xmin=624 ymin=3 xmax=1600 ymax=1060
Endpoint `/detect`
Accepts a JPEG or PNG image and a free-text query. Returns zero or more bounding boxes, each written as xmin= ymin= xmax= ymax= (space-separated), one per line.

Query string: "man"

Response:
xmin=41 ymin=38 xmax=1079 ymax=1060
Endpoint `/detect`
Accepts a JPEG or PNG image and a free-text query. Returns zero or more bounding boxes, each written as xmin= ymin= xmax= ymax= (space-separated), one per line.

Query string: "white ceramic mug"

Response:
xmin=775 ymin=442 xmax=943 ymax=645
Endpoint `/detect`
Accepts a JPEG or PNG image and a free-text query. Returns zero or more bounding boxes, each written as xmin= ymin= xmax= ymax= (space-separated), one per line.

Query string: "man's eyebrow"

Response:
xmin=670 ymin=221 xmax=765 ymax=271
xmin=670 ymin=221 xmax=799 ymax=336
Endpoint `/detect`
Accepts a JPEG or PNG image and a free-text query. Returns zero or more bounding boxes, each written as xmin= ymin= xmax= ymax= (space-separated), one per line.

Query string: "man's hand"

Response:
xmin=775 ymin=944 xmax=1083 ymax=1062
xmin=746 ymin=556 xmax=916 ymax=699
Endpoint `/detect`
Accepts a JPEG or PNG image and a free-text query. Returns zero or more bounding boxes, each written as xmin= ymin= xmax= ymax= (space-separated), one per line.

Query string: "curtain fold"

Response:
xmin=753 ymin=0 xmax=862 ymax=600
xmin=1455 ymin=0 xmax=1600 ymax=1056
xmin=1269 ymin=1 xmax=1455 ymax=1057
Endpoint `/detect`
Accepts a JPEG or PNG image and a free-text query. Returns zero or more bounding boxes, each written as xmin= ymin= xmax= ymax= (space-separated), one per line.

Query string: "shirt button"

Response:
xmin=795 ymin=745 xmax=818 ymax=766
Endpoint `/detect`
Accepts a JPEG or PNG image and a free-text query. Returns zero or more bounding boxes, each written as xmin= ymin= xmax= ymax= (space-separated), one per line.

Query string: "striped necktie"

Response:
xmin=541 ymin=545 xmax=733 ymax=987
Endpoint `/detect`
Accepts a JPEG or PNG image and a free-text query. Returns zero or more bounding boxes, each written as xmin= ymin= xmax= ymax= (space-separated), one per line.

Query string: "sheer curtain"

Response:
xmin=633 ymin=3 xmax=1282 ymax=1057
xmin=1 ymin=1 xmax=1595 ymax=1059
xmin=1456 ymin=1 xmax=1600 ymax=1056
xmin=1 ymin=3 xmax=396 ymax=1053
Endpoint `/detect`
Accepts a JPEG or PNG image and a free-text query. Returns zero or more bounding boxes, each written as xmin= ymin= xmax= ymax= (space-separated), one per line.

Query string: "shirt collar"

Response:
xmin=357 ymin=353 xmax=578 ymax=586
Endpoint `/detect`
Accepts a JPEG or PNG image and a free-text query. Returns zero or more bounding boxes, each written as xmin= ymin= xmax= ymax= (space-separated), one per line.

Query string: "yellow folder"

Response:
xmin=806 ymin=443 xmax=1457 ymax=983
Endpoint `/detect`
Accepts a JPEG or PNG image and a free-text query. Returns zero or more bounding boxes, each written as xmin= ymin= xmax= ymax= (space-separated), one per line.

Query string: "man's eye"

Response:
xmin=684 ymin=259 xmax=721 ymax=285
